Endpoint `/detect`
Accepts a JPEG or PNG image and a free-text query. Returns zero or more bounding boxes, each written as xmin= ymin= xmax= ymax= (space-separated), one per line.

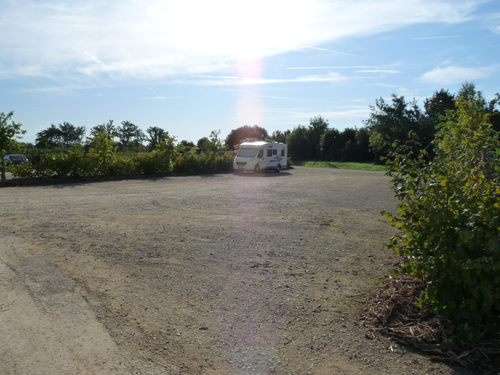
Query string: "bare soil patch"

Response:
xmin=0 ymin=167 xmax=472 ymax=374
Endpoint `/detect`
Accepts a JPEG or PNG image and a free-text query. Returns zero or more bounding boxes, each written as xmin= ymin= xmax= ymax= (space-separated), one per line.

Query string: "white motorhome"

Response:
xmin=233 ymin=141 xmax=287 ymax=173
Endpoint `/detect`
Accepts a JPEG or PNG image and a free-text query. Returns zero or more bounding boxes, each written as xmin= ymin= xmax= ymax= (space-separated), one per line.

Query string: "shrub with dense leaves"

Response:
xmin=9 ymin=131 xmax=233 ymax=179
xmin=383 ymin=94 xmax=500 ymax=338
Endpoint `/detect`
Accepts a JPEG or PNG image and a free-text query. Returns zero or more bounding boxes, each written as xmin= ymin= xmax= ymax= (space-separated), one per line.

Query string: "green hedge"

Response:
xmin=383 ymin=95 xmax=500 ymax=341
xmin=10 ymin=148 xmax=233 ymax=179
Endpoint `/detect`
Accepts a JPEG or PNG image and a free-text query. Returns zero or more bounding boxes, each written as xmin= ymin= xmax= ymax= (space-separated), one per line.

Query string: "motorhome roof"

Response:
xmin=239 ymin=141 xmax=284 ymax=148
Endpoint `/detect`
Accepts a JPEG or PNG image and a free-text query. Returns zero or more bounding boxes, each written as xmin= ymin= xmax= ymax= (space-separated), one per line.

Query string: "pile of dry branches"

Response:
xmin=361 ymin=274 xmax=500 ymax=374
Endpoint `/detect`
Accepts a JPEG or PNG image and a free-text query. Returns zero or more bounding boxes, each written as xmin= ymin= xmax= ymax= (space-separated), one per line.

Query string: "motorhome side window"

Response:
xmin=273 ymin=149 xmax=277 ymax=155
xmin=257 ymin=149 xmax=263 ymax=158
xmin=267 ymin=149 xmax=273 ymax=157
xmin=281 ymin=149 xmax=285 ymax=156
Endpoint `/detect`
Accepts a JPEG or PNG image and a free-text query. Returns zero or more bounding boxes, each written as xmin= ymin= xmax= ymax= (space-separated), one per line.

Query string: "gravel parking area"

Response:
xmin=0 ymin=167 xmax=471 ymax=374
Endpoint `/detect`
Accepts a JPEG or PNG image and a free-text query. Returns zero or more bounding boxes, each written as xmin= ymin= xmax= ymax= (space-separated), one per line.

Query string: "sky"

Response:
xmin=1 ymin=0 xmax=499 ymax=145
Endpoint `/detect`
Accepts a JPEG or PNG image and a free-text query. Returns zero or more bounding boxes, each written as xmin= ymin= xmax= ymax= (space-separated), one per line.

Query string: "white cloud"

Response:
xmin=304 ymin=46 xmax=361 ymax=57
xmin=0 ymin=0 xmax=479 ymax=81
xmin=140 ymin=96 xmax=167 ymax=100
xmin=356 ymin=70 xmax=403 ymax=74
xmin=172 ymin=72 xmax=346 ymax=86
xmin=366 ymin=83 xmax=401 ymax=87
xmin=319 ymin=108 xmax=373 ymax=120
xmin=411 ymin=35 xmax=460 ymax=40
xmin=287 ymin=66 xmax=379 ymax=70
xmin=420 ymin=65 xmax=498 ymax=85
xmin=483 ymin=12 xmax=500 ymax=34
xmin=270 ymin=107 xmax=370 ymax=118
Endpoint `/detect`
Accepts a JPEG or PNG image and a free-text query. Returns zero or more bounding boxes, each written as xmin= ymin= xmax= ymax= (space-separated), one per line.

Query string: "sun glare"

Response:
xmin=146 ymin=0 xmax=317 ymax=60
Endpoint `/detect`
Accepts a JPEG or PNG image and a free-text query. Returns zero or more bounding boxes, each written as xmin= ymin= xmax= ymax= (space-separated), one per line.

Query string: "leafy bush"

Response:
xmin=172 ymin=148 xmax=233 ymax=174
xmin=173 ymin=147 xmax=203 ymax=173
xmin=10 ymin=130 xmax=233 ymax=180
xmin=383 ymin=94 xmax=500 ymax=335
xmin=9 ymin=161 xmax=35 ymax=178
xmin=105 ymin=153 xmax=136 ymax=176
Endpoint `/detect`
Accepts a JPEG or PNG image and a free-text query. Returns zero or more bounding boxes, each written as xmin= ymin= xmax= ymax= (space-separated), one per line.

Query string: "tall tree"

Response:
xmin=424 ymin=89 xmax=456 ymax=124
xmin=203 ymin=130 xmax=223 ymax=154
xmin=307 ymin=115 xmax=329 ymax=159
xmin=59 ymin=122 xmax=86 ymax=147
xmin=369 ymin=131 xmax=386 ymax=163
xmin=455 ymin=82 xmax=500 ymax=133
xmin=339 ymin=127 xmax=357 ymax=161
xmin=146 ymin=126 xmax=168 ymax=150
xmin=36 ymin=124 xmax=62 ymax=147
xmin=117 ymin=120 xmax=145 ymax=148
xmin=486 ymin=93 xmax=500 ymax=132
xmin=36 ymin=122 xmax=85 ymax=148
xmin=287 ymin=125 xmax=309 ymax=160
xmin=197 ymin=137 xmax=209 ymax=149
xmin=421 ymin=89 xmax=456 ymax=149
xmin=456 ymin=81 xmax=477 ymax=102
xmin=288 ymin=116 xmax=329 ymax=160
xmin=320 ymin=128 xmax=341 ymax=160
xmin=180 ymin=140 xmax=195 ymax=148
xmin=91 ymin=120 xmax=118 ymax=140
xmin=1 ymin=111 xmax=26 ymax=183
xmin=225 ymin=125 xmax=268 ymax=150
xmin=364 ymin=95 xmax=423 ymax=155
xmin=270 ymin=129 xmax=290 ymax=143
xmin=355 ymin=127 xmax=372 ymax=162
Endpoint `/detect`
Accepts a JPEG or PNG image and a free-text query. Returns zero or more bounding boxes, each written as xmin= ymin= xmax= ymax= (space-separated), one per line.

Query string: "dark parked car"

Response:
xmin=3 ymin=154 xmax=28 ymax=165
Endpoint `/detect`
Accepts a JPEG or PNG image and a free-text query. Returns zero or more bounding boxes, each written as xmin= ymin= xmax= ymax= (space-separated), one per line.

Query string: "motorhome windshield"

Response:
xmin=237 ymin=148 xmax=258 ymax=157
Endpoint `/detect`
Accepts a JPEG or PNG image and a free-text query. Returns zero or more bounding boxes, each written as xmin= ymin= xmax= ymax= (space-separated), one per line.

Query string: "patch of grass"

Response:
xmin=293 ymin=160 xmax=389 ymax=172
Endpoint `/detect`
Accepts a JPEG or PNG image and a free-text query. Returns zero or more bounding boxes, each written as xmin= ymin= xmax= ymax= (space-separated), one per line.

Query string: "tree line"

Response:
xmin=1 ymin=82 xmax=499 ymax=181
xmin=34 ymin=120 xmax=198 ymax=152
xmin=280 ymin=82 xmax=499 ymax=162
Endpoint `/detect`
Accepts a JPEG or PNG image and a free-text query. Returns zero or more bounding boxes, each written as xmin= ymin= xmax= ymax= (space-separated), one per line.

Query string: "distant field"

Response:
xmin=292 ymin=160 xmax=389 ymax=172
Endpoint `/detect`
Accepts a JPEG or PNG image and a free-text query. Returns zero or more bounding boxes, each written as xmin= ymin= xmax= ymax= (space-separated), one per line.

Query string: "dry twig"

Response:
xmin=361 ymin=274 xmax=500 ymax=374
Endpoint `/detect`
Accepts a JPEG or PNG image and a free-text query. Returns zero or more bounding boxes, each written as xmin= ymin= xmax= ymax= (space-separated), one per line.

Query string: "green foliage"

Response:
xmin=36 ymin=122 xmax=85 ymax=148
xmin=0 ymin=111 xmax=26 ymax=154
xmin=134 ymin=135 xmax=176 ymax=174
xmin=1 ymin=111 xmax=26 ymax=182
xmin=320 ymin=128 xmax=341 ymax=160
xmin=287 ymin=125 xmax=308 ymax=160
xmin=88 ymin=131 xmax=118 ymax=176
xmin=291 ymin=160 xmax=388 ymax=172
xmin=10 ymin=129 xmax=232 ymax=179
xmin=369 ymin=131 xmax=386 ymax=163
xmin=173 ymin=146 xmax=233 ymax=174
xmin=269 ymin=129 xmax=290 ymax=143
xmin=203 ymin=130 xmax=224 ymax=154
xmin=225 ymin=125 xmax=268 ymax=150
xmin=3 ymin=139 xmax=26 ymax=155
xmin=9 ymin=161 xmax=34 ymax=178
xmin=365 ymin=95 xmax=425 ymax=155
xmin=117 ymin=120 xmax=145 ymax=149
xmin=91 ymin=120 xmax=118 ymax=140
xmin=197 ymin=137 xmax=209 ymax=149
xmin=146 ymin=126 xmax=168 ymax=151
xmin=173 ymin=147 xmax=202 ymax=173
xmin=288 ymin=116 xmax=329 ymax=160
xmin=383 ymin=93 xmax=500 ymax=334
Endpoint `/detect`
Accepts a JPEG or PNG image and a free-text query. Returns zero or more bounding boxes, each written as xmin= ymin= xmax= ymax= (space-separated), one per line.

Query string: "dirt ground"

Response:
xmin=0 ymin=167 xmax=472 ymax=374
